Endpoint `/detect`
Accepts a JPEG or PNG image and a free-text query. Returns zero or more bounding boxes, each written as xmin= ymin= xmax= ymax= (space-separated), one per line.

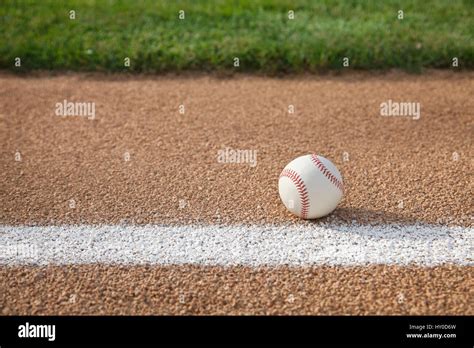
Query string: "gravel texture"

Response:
xmin=1 ymin=71 xmax=472 ymax=226
xmin=0 ymin=71 xmax=472 ymax=315
xmin=1 ymin=265 xmax=472 ymax=315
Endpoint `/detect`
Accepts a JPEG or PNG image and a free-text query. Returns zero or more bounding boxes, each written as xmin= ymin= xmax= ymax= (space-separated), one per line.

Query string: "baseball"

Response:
xmin=279 ymin=154 xmax=344 ymax=219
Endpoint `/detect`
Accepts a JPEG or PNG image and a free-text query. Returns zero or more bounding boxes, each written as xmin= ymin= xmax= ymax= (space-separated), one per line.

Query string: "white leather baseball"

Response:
xmin=278 ymin=154 xmax=344 ymax=219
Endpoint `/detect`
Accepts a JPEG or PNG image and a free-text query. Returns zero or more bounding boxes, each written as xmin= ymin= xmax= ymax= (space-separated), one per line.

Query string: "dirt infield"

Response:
xmin=1 ymin=265 xmax=472 ymax=315
xmin=1 ymin=71 xmax=472 ymax=226
xmin=0 ymin=71 xmax=472 ymax=315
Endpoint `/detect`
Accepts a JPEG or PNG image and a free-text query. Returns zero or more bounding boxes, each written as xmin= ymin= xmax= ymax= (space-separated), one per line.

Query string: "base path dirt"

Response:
xmin=1 ymin=265 xmax=472 ymax=315
xmin=0 ymin=71 xmax=472 ymax=315
xmin=1 ymin=71 xmax=473 ymax=226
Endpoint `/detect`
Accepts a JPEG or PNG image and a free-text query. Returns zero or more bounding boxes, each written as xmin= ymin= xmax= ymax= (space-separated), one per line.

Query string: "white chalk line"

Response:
xmin=0 ymin=223 xmax=472 ymax=266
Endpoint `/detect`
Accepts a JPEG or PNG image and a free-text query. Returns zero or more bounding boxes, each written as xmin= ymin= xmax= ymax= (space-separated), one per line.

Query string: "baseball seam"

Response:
xmin=310 ymin=154 xmax=344 ymax=193
xmin=279 ymin=168 xmax=310 ymax=218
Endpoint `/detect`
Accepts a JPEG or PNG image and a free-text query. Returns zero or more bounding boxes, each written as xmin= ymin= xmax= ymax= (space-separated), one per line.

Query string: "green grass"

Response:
xmin=1 ymin=0 xmax=473 ymax=73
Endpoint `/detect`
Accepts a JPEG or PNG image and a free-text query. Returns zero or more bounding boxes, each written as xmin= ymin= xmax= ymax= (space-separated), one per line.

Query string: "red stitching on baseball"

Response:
xmin=279 ymin=168 xmax=310 ymax=218
xmin=310 ymin=154 xmax=344 ymax=193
